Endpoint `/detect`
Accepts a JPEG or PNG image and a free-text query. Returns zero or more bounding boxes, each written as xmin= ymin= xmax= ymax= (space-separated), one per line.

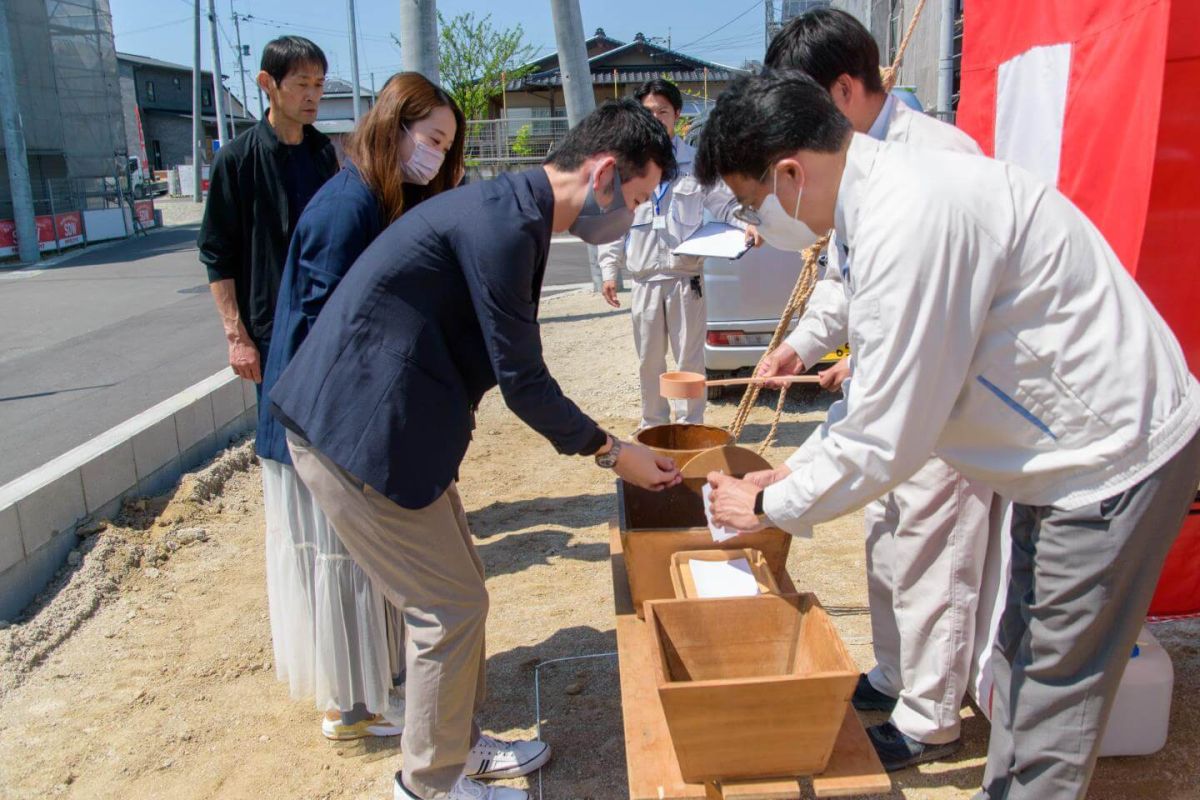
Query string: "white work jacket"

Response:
xmin=762 ymin=134 xmax=1200 ymax=534
xmin=598 ymin=137 xmax=742 ymax=283
xmin=786 ymin=96 xmax=982 ymax=367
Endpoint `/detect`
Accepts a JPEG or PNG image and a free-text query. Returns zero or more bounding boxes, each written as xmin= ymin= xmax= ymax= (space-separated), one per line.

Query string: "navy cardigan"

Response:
xmin=257 ymin=164 xmax=385 ymax=464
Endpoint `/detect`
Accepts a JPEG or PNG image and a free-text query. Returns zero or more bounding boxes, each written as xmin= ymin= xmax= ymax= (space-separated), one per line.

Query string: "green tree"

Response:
xmin=438 ymin=12 xmax=538 ymax=122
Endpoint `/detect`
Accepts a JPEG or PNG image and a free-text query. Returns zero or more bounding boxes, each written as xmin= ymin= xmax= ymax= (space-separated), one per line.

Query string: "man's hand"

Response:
xmin=706 ymin=472 xmax=767 ymax=532
xmin=745 ymin=225 xmax=764 ymax=248
xmin=228 ymin=336 xmax=262 ymax=383
xmin=818 ymin=357 xmax=851 ymax=392
xmin=601 ymin=280 xmax=621 ymax=308
xmin=613 ymin=441 xmax=681 ymax=491
xmin=742 ymin=464 xmax=793 ymax=489
xmin=756 ymin=343 xmax=806 ymax=389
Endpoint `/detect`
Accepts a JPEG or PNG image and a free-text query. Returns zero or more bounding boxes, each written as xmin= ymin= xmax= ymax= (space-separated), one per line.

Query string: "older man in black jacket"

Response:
xmin=198 ymin=36 xmax=337 ymax=388
xmin=271 ymin=99 xmax=681 ymax=800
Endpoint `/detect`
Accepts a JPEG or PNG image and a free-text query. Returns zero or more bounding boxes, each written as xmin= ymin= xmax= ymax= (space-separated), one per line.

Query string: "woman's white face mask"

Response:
xmin=756 ymin=166 xmax=820 ymax=252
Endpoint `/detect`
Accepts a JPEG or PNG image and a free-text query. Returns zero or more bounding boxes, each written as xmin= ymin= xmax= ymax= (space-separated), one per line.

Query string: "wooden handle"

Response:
xmin=705 ymin=374 xmax=822 ymax=388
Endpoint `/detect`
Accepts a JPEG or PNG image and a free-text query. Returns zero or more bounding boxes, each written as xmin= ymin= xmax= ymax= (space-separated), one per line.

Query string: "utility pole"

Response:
xmin=549 ymin=0 xmax=602 ymax=290
xmin=399 ymin=0 xmax=439 ymax=82
xmin=207 ymin=0 xmax=229 ymax=146
xmin=232 ymin=10 xmax=252 ymax=118
xmin=936 ymin=0 xmax=957 ymax=121
xmin=549 ymin=0 xmax=594 ymax=127
xmin=347 ymin=0 xmax=362 ymax=124
xmin=0 ymin=3 xmax=39 ymax=263
xmin=193 ymin=0 xmax=203 ymax=202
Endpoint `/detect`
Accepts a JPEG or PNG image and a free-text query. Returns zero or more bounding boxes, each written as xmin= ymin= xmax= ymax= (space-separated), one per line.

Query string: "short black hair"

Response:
xmin=695 ymin=69 xmax=852 ymax=187
xmin=260 ymin=36 xmax=328 ymax=85
xmin=545 ymin=98 xmax=677 ymax=181
xmin=765 ymin=8 xmax=884 ymax=94
xmin=634 ymin=78 xmax=683 ymax=112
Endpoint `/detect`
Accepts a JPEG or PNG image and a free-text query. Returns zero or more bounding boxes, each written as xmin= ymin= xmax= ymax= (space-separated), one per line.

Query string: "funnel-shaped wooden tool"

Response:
xmin=659 ymin=370 xmax=821 ymax=399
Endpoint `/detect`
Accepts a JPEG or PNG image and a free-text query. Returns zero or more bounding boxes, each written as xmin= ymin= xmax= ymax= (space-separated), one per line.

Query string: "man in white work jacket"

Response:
xmin=698 ymin=70 xmax=1200 ymax=800
xmin=753 ymin=8 xmax=993 ymax=770
xmin=598 ymin=78 xmax=752 ymax=429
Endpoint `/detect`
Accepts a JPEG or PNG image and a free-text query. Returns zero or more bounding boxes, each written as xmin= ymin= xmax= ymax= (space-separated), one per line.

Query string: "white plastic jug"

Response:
xmin=1099 ymin=626 xmax=1174 ymax=757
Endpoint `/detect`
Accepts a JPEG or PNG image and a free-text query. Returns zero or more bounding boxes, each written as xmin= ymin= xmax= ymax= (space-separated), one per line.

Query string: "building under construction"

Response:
xmin=1 ymin=0 xmax=133 ymax=258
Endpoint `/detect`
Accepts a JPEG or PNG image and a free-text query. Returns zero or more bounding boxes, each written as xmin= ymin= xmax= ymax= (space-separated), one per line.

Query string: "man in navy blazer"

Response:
xmin=271 ymin=100 xmax=680 ymax=800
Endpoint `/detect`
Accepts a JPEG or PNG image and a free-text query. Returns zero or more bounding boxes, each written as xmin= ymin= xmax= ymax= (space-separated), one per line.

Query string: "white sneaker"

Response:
xmin=382 ymin=682 xmax=406 ymax=727
xmin=465 ymin=734 xmax=551 ymax=780
xmin=394 ymin=773 xmax=527 ymax=800
xmin=321 ymin=712 xmax=403 ymax=741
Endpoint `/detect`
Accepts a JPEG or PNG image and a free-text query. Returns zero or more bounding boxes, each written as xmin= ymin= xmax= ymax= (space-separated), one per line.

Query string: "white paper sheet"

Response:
xmin=702 ymin=482 xmax=740 ymax=543
xmin=672 ymin=222 xmax=751 ymax=260
xmin=688 ymin=558 xmax=761 ymax=598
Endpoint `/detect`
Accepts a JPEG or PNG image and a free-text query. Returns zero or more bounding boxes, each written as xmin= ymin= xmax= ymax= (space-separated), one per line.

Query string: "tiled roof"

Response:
xmin=507 ymin=68 xmax=739 ymax=91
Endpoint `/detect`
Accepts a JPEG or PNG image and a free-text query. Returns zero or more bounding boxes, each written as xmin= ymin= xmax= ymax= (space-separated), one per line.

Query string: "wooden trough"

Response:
xmin=646 ymin=593 xmax=859 ymax=783
xmin=617 ymin=444 xmax=791 ymax=618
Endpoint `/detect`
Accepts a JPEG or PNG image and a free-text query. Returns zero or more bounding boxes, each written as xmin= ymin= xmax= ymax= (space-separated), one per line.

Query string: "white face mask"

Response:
xmin=756 ymin=167 xmax=820 ymax=252
xmin=400 ymin=126 xmax=446 ymax=185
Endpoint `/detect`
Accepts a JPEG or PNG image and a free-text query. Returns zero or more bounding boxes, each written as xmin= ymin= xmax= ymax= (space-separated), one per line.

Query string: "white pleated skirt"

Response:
xmin=262 ymin=459 xmax=403 ymax=713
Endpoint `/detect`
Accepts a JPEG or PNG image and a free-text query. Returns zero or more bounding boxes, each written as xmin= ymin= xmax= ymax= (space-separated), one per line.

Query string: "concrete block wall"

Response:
xmin=0 ymin=369 xmax=258 ymax=620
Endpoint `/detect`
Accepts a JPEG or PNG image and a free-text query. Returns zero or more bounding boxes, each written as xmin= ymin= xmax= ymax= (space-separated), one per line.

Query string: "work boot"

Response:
xmin=867 ymin=721 xmax=961 ymax=771
xmin=852 ymin=673 xmax=898 ymax=712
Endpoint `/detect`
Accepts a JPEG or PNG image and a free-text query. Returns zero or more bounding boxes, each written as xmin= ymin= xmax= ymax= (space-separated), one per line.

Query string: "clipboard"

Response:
xmin=671 ymin=221 xmax=752 ymax=260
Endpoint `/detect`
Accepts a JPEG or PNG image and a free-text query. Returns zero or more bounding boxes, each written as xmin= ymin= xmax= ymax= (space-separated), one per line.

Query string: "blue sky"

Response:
xmin=110 ymin=0 xmax=769 ymax=109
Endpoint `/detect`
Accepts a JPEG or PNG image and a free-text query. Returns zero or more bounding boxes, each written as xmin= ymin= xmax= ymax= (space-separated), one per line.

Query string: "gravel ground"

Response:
xmin=0 ymin=288 xmax=1197 ymax=800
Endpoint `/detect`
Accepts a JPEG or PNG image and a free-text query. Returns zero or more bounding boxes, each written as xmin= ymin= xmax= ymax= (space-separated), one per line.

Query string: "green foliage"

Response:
xmin=438 ymin=11 xmax=538 ymax=122
xmin=511 ymin=124 xmax=534 ymax=157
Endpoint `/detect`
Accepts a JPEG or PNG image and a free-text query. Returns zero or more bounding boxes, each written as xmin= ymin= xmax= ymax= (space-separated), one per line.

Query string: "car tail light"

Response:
xmin=707 ymin=330 xmax=743 ymax=346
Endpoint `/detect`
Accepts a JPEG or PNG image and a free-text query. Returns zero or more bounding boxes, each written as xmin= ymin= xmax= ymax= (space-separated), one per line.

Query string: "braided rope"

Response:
xmin=729 ymin=0 xmax=929 ymax=451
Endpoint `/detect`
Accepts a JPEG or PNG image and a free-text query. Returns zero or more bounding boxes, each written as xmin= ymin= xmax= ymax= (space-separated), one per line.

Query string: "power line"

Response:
xmin=677 ymin=0 xmax=764 ymax=50
xmin=115 ymin=16 xmax=192 ymax=37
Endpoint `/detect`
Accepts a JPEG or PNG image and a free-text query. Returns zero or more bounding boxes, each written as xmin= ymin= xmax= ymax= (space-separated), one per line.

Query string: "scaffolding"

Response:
xmin=43 ymin=0 xmax=128 ymax=184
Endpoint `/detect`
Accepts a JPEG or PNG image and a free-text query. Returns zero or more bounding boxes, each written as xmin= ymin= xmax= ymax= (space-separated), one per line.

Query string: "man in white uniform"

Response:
xmin=698 ymin=70 xmax=1200 ymax=800
xmin=598 ymin=79 xmax=752 ymax=429
xmin=754 ymin=9 xmax=992 ymax=770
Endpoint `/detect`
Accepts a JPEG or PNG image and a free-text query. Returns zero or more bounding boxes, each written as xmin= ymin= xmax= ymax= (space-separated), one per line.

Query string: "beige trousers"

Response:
xmin=632 ymin=276 xmax=707 ymax=427
xmin=288 ymin=433 xmax=486 ymax=799
xmin=864 ymin=456 xmax=992 ymax=744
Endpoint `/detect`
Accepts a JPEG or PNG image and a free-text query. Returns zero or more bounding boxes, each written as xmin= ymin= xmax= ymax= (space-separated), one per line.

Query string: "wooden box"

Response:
xmin=618 ymin=481 xmax=791 ymax=618
xmin=645 ymin=593 xmax=858 ymax=783
xmin=669 ymin=548 xmax=781 ymax=599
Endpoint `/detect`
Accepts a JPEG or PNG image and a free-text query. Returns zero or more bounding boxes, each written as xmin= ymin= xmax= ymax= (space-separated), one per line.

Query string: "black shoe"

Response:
xmin=852 ymin=673 xmax=898 ymax=712
xmin=867 ymin=721 xmax=962 ymax=772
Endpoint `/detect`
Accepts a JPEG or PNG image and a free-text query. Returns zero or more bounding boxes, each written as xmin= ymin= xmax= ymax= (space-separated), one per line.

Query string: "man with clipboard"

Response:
xmin=598 ymin=79 xmax=758 ymax=429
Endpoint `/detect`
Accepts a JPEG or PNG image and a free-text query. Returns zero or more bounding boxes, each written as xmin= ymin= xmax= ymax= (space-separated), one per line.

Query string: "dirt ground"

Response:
xmin=1 ymin=288 xmax=1198 ymax=800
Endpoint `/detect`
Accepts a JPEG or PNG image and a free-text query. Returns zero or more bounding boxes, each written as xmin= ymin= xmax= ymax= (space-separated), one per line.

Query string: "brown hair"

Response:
xmin=345 ymin=72 xmax=466 ymax=223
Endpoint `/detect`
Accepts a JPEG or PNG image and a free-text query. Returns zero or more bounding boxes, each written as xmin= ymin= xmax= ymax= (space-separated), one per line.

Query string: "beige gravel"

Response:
xmin=0 ymin=288 xmax=1197 ymax=800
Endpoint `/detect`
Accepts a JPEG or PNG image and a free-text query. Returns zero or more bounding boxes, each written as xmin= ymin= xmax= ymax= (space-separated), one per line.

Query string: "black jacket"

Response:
xmin=197 ymin=116 xmax=338 ymax=348
xmin=270 ymin=168 xmax=607 ymax=510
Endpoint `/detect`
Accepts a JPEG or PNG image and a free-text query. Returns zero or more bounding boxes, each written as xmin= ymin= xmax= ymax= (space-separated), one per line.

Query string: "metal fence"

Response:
xmin=464 ymin=116 xmax=571 ymax=166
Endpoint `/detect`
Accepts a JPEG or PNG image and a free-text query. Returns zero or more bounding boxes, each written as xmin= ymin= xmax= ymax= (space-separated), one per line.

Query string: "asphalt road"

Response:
xmin=0 ymin=226 xmax=598 ymax=486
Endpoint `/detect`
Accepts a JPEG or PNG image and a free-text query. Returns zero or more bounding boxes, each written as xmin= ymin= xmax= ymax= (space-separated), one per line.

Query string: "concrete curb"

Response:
xmin=0 ymin=368 xmax=258 ymax=620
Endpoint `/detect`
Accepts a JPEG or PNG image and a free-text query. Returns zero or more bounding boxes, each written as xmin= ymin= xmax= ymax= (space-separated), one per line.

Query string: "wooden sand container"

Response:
xmin=634 ymin=423 xmax=734 ymax=469
xmin=646 ymin=593 xmax=859 ymax=783
xmin=617 ymin=444 xmax=790 ymax=618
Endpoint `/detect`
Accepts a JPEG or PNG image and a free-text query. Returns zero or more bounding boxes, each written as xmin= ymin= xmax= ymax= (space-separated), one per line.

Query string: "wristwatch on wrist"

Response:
xmin=595 ymin=437 xmax=622 ymax=469
xmin=753 ymin=490 xmax=766 ymax=516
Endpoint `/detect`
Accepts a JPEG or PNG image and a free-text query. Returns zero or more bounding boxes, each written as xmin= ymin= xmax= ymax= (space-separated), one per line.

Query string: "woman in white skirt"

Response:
xmin=258 ymin=72 xmax=466 ymax=738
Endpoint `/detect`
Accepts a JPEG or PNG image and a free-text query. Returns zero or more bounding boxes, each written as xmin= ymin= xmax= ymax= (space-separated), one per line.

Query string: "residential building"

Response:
xmin=499 ymin=29 xmax=746 ymax=127
xmin=117 ymin=52 xmax=255 ymax=174
xmin=312 ymin=76 xmax=375 ymax=159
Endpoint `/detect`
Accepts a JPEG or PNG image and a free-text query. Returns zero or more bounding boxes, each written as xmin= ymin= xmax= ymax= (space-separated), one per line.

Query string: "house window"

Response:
xmin=145 ymin=80 xmax=156 ymax=102
xmin=202 ymin=87 xmax=212 ymax=107
xmin=173 ymin=77 xmax=181 ymax=90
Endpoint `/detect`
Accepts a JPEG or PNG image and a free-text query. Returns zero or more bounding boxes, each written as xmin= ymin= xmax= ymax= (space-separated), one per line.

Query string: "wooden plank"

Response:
xmin=613 ymin=527 xmax=802 ymax=800
xmin=810 ymin=708 xmax=893 ymax=798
